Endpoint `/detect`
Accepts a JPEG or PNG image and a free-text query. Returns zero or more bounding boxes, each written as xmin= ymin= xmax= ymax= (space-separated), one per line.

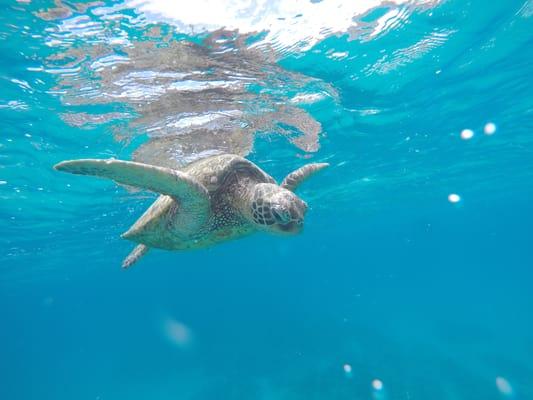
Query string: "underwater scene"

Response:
xmin=1 ymin=0 xmax=532 ymax=399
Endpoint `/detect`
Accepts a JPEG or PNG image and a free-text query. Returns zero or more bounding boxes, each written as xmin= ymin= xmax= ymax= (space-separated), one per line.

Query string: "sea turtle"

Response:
xmin=54 ymin=154 xmax=328 ymax=268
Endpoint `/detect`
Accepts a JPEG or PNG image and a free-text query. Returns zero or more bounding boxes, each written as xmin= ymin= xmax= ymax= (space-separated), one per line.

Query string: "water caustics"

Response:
xmin=33 ymin=0 xmax=446 ymax=168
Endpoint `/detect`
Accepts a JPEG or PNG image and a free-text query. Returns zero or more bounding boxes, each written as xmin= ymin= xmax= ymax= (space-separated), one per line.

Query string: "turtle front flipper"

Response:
xmin=55 ymin=158 xmax=208 ymax=198
xmin=54 ymin=158 xmax=211 ymax=232
xmin=281 ymin=163 xmax=329 ymax=191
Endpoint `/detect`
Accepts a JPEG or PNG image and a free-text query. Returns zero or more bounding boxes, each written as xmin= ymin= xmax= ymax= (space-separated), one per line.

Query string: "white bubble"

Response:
xmin=0 ymin=180 xmax=6 ymax=185
xmin=372 ymin=379 xmax=383 ymax=391
xmin=496 ymin=376 xmax=513 ymax=396
xmin=163 ymin=317 xmax=192 ymax=348
xmin=343 ymin=364 xmax=352 ymax=374
xmin=448 ymin=193 xmax=461 ymax=203
xmin=484 ymin=122 xmax=496 ymax=135
xmin=460 ymin=129 xmax=474 ymax=140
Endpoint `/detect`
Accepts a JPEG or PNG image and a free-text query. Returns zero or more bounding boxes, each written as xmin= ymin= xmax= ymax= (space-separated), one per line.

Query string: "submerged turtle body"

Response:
xmin=123 ymin=155 xmax=276 ymax=250
xmin=54 ymin=154 xmax=328 ymax=268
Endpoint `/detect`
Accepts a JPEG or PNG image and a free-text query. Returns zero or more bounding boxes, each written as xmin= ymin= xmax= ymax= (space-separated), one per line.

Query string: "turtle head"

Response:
xmin=247 ymin=183 xmax=307 ymax=234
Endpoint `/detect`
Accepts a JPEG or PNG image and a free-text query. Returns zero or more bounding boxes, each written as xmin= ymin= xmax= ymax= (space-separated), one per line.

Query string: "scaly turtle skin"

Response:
xmin=54 ymin=154 xmax=328 ymax=268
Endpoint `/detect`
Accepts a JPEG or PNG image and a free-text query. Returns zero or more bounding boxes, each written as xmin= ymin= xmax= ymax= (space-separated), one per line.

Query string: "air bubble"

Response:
xmin=163 ymin=317 xmax=193 ymax=349
xmin=484 ymin=122 xmax=496 ymax=135
xmin=448 ymin=193 xmax=461 ymax=203
xmin=496 ymin=376 xmax=513 ymax=396
xmin=460 ymin=129 xmax=474 ymax=140
xmin=343 ymin=364 xmax=352 ymax=375
xmin=372 ymin=379 xmax=383 ymax=391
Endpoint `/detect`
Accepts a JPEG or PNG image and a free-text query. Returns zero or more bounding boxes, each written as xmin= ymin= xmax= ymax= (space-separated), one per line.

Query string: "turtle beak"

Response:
xmin=278 ymin=221 xmax=301 ymax=233
xmin=272 ymin=206 xmax=290 ymax=224
xmin=280 ymin=209 xmax=305 ymax=234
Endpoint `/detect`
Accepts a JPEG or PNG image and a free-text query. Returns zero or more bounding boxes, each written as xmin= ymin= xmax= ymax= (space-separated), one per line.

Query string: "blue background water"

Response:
xmin=1 ymin=1 xmax=532 ymax=399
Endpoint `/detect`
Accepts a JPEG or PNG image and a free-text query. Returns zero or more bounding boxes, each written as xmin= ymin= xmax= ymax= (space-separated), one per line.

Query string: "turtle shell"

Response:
xmin=183 ymin=154 xmax=275 ymax=193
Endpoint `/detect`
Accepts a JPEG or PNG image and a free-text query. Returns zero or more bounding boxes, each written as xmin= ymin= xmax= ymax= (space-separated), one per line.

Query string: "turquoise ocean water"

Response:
xmin=1 ymin=1 xmax=532 ymax=399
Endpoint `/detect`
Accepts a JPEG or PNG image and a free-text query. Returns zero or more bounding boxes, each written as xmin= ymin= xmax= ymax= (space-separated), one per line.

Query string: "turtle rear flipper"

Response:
xmin=122 ymin=244 xmax=149 ymax=269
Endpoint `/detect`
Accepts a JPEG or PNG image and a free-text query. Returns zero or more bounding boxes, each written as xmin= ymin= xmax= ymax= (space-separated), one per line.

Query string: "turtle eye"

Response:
xmin=271 ymin=205 xmax=291 ymax=224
